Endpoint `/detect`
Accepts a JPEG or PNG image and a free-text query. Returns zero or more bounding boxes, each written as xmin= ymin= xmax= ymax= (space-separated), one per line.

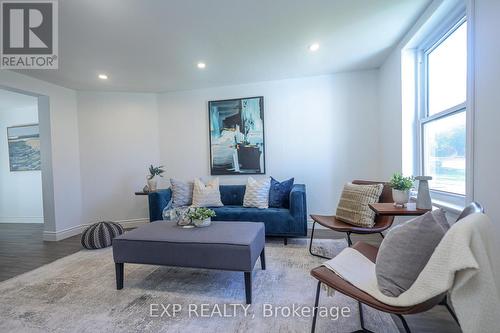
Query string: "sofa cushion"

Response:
xmin=243 ymin=177 xmax=271 ymax=209
xmin=192 ymin=178 xmax=224 ymax=207
xmin=212 ymin=206 xmax=294 ymax=235
xmin=375 ymin=210 xmax=448 ymax=296
xmin=269 ymin=177 xmax=294 ymax=208
xmin=170 ymin=179 xmax=193 ymax=208
xmin=219 ymin=185 xmax=246 ymax=206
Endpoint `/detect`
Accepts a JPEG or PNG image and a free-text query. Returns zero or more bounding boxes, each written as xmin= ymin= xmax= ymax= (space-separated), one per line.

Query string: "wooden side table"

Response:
xmin=368 ymin=202 xmax=431 ymax=216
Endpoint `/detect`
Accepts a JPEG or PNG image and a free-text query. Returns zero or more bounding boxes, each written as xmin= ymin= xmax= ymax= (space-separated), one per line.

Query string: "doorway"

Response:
xmin=0 ymin=89 xmax=43 ymax=225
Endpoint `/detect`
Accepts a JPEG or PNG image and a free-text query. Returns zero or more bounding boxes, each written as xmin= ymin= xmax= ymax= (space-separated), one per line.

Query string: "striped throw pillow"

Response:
xmin=81 ymin=221 xmax=124 ymax=249
xmin=335 ymin=183 xmax=383 ymax=227
xmin=191 ymin=178 xmax=224 ymax=207
xmin=243 ymin=177 xmax=271 ymax=209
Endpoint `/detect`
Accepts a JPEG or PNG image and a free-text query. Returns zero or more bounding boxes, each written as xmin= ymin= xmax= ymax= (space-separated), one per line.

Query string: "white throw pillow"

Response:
xmin=191 ymin=178 xmax=224 ymax=207
xmin=243 ymin=177 xmax=271 ymax=209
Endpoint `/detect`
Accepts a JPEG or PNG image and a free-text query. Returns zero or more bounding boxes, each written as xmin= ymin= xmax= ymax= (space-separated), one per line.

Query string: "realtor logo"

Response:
xmin=1 ymin=0 xmax=58 ymax=69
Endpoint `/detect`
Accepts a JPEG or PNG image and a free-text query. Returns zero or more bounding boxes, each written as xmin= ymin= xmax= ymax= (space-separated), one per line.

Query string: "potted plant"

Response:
xmin=187 ymin=207 xmax=216 ymax=228
xmin=389 ymin=173 xmax=414 ymax=207
xmin=146 ymin=165 xmax=165 ymax=192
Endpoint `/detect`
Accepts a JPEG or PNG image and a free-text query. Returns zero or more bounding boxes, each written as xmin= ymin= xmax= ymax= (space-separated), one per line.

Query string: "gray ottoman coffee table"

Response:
xmin=112 ymin=221 xmax=265 ymax=304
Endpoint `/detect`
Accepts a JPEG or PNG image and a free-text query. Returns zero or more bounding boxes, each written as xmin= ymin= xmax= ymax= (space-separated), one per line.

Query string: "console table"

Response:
xmin=134 ymin=191 xmax=149 ymax=196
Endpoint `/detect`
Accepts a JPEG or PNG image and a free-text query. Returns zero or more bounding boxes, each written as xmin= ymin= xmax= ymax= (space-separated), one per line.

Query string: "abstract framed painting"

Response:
xmin=7 ymin=124 xmax=41 ymax=171
xmin=208 ymin=96 xmax=265 ymax=175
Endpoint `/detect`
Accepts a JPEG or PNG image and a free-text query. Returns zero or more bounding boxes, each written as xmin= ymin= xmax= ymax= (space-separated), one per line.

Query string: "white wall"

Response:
xmin=0 ymin=96 xmax=43 ymax=223
xmin=473 ymin=0 xmax=500 ymax=235
xmin=0 ymin=71 xmax=83 ymax=239
xmin=378 ymin=49 xmax=403 ymax=180
xmin=77 ymin=92 xmax=160 ymax=224
xmin=158 ymin=72 xmax=381 ymax=215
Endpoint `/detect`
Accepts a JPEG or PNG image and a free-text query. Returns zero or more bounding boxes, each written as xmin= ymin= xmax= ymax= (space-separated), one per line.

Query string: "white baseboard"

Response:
xmin=118 ymin=218 xmax=150 ymax=228
xmin=0 ymin=216 xmax=44 ymax=224
xmin=43 ymin=224 xmax=83 ymax=241
xmin=43 ymin=218 xmax=149 ymax=242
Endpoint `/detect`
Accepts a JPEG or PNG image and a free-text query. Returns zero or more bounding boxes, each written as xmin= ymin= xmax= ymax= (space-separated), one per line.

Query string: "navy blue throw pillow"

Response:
xmin=269 ymin=177 xmax=294 ymax=208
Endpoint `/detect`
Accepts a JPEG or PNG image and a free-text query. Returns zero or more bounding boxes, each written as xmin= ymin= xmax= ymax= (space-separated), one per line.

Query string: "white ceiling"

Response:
xmin=15 ymin=0 xmax=430 ymax=92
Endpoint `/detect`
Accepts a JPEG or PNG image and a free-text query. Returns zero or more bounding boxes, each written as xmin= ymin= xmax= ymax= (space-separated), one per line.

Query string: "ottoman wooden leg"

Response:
xmin=115 ymin=263 xmax=124 ymax=290
xmin=260 ymin=248 xmax=266 ymax=270
xmin=244 ymin=271 xmax=252 ymax=304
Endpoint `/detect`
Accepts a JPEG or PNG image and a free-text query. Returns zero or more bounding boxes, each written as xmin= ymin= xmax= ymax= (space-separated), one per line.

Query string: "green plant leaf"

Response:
xmin=389 ymin=172 xmax=414 ymax=191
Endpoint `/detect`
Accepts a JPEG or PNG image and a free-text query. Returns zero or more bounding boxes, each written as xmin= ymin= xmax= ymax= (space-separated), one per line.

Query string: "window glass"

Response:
xmin=423 ymin=111 xmax=466 ymax=195
xmin=427 ymin=22 xmax=467 ymax=115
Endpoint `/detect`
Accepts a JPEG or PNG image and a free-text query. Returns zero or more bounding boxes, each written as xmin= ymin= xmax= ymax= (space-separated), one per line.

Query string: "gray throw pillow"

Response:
xmin=170 ymin=179 xmax=194 ymax=208
xmin=432 ymin=208 xmax=450 ymax=231
xmin=375 ymin=209 xmax=448 ymax=297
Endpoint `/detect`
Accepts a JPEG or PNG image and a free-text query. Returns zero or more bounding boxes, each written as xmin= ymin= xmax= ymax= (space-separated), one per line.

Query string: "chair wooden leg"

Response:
xmin=311 ymin=281 xmax=321 ymax=333
xmin=308 ymin=221 xmax=330 ymax=259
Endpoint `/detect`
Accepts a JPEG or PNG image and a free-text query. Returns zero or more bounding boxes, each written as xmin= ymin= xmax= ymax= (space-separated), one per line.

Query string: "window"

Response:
xmin=419 ymin=18 xmax=467 ymax=197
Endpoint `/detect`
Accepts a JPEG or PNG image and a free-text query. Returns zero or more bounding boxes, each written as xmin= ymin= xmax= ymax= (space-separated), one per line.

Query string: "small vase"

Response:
xmin=147 ymin=176 xmax=157 ymax=192
xmin=392 ymin=189 xmax=409 ymax=207
xmin=415 ymin=176 xmax=432 ymax=210
xmin=193 ymin=218 xmax=211 ymax=228
xmin=177 ymin=218 xmax=192 ymax=226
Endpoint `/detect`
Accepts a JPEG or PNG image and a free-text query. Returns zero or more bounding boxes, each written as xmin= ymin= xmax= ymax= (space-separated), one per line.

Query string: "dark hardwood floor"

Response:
xmin=0 ymin=223 xmax=82 ymax=282
xmin=0 ymin=223 xmax=461 ymax=332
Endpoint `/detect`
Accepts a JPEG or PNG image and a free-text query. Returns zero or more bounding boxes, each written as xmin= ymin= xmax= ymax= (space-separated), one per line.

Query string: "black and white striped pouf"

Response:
xmin=81 ymin=221 xmax=124 ymax=249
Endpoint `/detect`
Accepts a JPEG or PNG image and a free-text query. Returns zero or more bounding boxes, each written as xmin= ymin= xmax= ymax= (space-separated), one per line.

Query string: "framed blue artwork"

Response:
xmin=208 ymin=96 xmax=265 ymax=175
xmin=7 ymin=124 xmax=41 ymax=171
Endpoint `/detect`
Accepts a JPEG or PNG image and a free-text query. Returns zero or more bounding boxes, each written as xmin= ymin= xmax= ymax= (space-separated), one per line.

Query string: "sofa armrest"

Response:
xmin=148 ymin=189 xmax=172 ymax=222
xmin=289 ymin=184 xmax=307 ymax=235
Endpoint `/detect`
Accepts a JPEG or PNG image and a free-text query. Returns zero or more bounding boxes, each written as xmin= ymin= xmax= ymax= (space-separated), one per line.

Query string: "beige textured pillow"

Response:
xmin=243 ymin=177 xmax=271 ymax=209
xmin=191 ymin=178 xmax=224 ymax=207
xmin=335 ymin=183 xmax=383 ymax=227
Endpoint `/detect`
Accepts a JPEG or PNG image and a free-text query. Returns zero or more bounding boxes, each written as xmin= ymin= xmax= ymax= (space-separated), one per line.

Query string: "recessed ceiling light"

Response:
xmin=308 ymin=43 xmax=320 ymax=52
xmin=197 ymin=62 xmax=206 ymax=69
xmin=98 ymin=74 xmax=108 ymax=80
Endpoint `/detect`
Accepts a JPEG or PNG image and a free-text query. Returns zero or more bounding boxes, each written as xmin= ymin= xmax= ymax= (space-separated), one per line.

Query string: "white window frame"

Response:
xmin=415 ymin=13 xmax=468 ymax=210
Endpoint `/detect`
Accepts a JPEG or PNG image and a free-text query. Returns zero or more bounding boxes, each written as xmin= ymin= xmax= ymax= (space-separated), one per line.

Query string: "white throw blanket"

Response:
xmin=323 ymin=213 xmax=500 ymax=333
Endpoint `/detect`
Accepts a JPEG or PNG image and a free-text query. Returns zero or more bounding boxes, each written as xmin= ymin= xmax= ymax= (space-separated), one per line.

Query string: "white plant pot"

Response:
xmin=193 ymin=218 xmax=212 ymax=228
xmin=147 ymin=176 xmax=157 ymax=192
xmin=392 ymin=189 xmax=409 ymax=207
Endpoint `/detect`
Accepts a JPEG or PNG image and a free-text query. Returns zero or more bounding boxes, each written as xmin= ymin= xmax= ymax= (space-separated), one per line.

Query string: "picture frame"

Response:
xmin=208 ymin=96 xmax=265 ymax=175
xmin=7 ymin=123 xmax=41 ymax=172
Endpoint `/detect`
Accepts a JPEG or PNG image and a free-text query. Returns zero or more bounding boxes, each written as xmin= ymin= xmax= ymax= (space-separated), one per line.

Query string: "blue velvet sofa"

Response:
xmin=148 ymin=184 xmax=307 ymax=242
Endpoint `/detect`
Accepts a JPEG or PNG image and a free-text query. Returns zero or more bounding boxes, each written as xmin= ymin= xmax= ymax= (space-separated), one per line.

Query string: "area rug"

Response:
xmin=0 ymin=239 xmax=398 ymax=333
